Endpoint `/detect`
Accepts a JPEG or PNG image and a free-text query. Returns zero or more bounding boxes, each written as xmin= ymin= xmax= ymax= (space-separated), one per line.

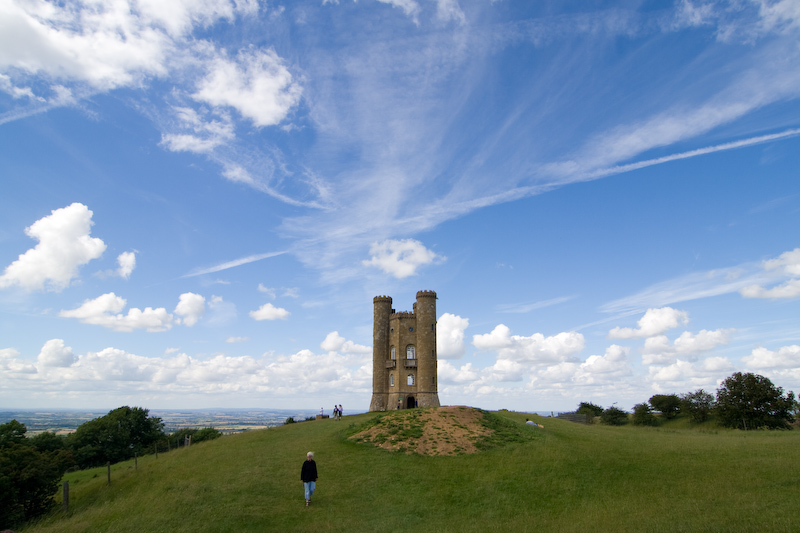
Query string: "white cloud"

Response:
xmin=174 ymin=292 xmax=206 ymax=326
xmin=226 ymin=336 xmax=249 ymax=343
xmin=258 ymin=284 xmax=276 ymax=299
xmin=438 ymin=360 xmax=480 ymax=384
xmin=37 ymin=339 xmax=76 ymax=368
xmin=743 ymin=344 xmax=800 ymax=370
xmin=362 ymin=239 xmax=443 ymax=279
xmin=376 ymin=0 xmax=422 ymax=23
xmin=192 ymin=48 xmax=302 ymax=128
xmin=320 ymin=331 xmax=371 ymax=354
xmin=0 ymin=0 xmax=258 ymax=95
xmin=0 ymin=203 xmax=106 ymax=292
xmin=437 ymin=313 xmax=469 ymax=359
xmin=473 ymin=325 xmax=585 ymax=364
xmin=647 ymin=356 xmax=734 ymax=390
xmin=641 ymin=329 xmax=735 ymax=365
xmin=116 ymin=251 xmax=136 ymax=279
xmin=0 ymin=348 xmax=36 ymax=374
xmin=59 ymin=292 xmax=173 ymax=332
xmin=740 ymin=248 xmax=800 ymax=299
xmin=160 ymin=106 xmax=235 ymax=154
xmin=609 ymin=307 xmax=689 ymax=339
xmin=250 ymin=302 xmax=290 ymax=321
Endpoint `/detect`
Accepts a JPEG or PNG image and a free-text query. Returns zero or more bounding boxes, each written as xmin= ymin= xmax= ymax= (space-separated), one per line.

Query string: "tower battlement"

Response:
xmin=416 ymin=290 xmax=437 ymax=299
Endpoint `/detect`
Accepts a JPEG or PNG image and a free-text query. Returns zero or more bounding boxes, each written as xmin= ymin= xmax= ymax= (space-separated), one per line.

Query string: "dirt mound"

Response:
xmin=349 ymin=406 xmax=494 ymax=456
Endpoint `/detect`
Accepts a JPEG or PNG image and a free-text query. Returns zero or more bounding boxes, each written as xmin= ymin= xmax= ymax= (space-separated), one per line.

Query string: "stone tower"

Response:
xmin=369 ymin=290 xmax=441 ymax=411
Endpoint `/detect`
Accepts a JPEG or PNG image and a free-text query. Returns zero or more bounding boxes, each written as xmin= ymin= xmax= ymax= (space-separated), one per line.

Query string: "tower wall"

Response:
xmin=369 ymin=296 xmax=392 ymax=411
xmin=414 ymin=290 xmax=440 ymax=408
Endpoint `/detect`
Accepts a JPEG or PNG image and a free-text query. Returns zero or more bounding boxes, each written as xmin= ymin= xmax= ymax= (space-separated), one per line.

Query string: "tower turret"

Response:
xmin=369 ymin=296 xmax=393 ymax=412
xmin=414 ymin=290 xmax=440 ymax=408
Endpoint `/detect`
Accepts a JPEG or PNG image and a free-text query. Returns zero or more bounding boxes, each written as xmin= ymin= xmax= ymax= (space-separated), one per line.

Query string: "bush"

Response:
xmin=681 ymin=389 xmax=714 ymax=423
xmin=632 ymin=403 xmax=659 ymax=426
xmin=649 ymin=394 xmax=681 ymax=419
xmin=600 ymin=406 xmax=628 ymax=426
xmin=576 ymin=402 xmax=604 ymax=418
xmin=715 ymin=372 xmax=796 ymax=430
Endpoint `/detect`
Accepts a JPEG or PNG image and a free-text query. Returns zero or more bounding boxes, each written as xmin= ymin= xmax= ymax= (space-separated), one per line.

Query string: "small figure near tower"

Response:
xmin=370 ymin=290 xmax=441 ymax=411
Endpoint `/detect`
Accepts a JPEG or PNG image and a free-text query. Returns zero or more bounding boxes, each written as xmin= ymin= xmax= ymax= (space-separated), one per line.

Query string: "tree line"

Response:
xmin=574 ymin=372 xmax=797 ymax=429
xmin=0 ymin=406 xmax=221 ymax=530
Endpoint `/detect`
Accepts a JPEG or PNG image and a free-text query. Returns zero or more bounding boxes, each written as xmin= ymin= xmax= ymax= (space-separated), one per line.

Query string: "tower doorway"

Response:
xmin=406 ymin=396 xmax=416 ymax=409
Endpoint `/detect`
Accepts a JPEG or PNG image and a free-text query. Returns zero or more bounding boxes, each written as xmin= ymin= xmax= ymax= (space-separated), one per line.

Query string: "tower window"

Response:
xmin=390 ymin=347 xmax=396 ymax=360
xmin=407 ymin=374 xmax=415 ymax=386
xmin=390 ymin=374 xmax=394 ymax=387
xmin=406 ymin=346 xmax=415 ymax=359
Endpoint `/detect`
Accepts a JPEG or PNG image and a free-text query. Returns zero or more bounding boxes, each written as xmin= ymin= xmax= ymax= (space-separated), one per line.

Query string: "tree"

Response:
xmin=67 ymin=406 xmax=165 ymax=468
xmin=0 ymin=422 xmax=72 ymax=529
xmin=632 ymin=403 xmax=659 ymax=426
xmin=649 ymin=394 xmax=681 ymax=419
xmin=600 ymin=406 xmax=628 ymax=426
xmin=681 ymin=389 xmax=714 ymax=423
xmin=715 ymin=372 xmax=796 ymax=430
xmin=576 ymin=402 xmax=604 ymax=418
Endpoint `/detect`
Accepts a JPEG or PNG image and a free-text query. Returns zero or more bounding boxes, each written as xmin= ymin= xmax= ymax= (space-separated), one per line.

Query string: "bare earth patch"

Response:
xmin=349 ymin=406 xmax=492 ymax=456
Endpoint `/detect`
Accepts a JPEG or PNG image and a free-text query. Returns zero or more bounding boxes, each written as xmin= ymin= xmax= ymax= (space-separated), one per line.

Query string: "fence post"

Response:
xmin=63 ymin=480 xmax=69 ymax=513
xmin=107 ymin=461 xmax=111 ymax=486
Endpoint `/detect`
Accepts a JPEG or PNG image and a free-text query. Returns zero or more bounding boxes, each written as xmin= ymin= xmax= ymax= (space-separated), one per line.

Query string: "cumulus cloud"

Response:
xmin=249 ymin=302 xmax=290 ymax=321
xmin=0 ymin=348 xmax=36 ymax=373
xmin=743 ymin=344 xmax=800 ymax=370
xmin=0 ymin=0 xmax=258 ymax=93
xmin=437 ymin=313 xmax=469 ymax=359
xmin=0 ymin=203 xmax=106 ymax=291
xmin=192 ymin=48 xmax=302 ymax=128
xmin=438 ymin=360 xmax=480 ymax=384
xmin=609 ymin=307 xmax=689 ymax=339
xmin=740 ymin=248 xmax=800 ymax=299
xmin=529 ymin=345 xmax=632 ymax=389
xmin=473 ymin=325 xmax=585 ymax=364
xmin=174 ymin=292 xmax=206 ymax=326
xmin=59 ymin=292 xmax=174 ymax=332
xmin=116 ymin=251 xmax=136 ymax=279
xmin=641 ymin=329 xmax=735 ymax=365
xmin=647 ymin=356 xmax=734 ymax=390
xmin=37 ymin=339 xmax=76 ymax=368
xmin=362 ymin=239 xmax=443 ymax=279
xmin=320 ymin=331 xmax=371 ymax=354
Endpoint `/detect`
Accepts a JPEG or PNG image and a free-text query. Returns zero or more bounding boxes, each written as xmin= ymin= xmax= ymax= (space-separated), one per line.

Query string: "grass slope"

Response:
xmin=23 ymin=410 xmax=800 ymax=533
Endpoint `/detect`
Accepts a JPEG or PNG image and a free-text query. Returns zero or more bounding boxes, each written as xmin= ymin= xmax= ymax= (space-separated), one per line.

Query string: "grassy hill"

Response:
xmin=23 ymin=408 xmax=800 ymax=532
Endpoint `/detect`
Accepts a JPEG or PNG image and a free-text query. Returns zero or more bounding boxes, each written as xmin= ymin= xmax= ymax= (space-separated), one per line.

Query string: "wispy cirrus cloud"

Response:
xmin=182 ymin=251 xmax=287 ymax=278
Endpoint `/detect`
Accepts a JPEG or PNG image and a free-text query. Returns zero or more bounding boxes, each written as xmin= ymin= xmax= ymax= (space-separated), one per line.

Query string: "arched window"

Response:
xmin=390 ymin=374 xmax=394 ymax=387
xmin=407 ymin=374 xmax=415 ymax=386
xmin=390 ymin=347 xmax=396 ymax=360
xmin=406 ymin=345 xmax=415 ymax=359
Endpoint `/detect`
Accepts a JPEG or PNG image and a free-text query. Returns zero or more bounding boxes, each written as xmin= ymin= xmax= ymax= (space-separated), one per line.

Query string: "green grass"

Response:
xmin=22 ymin=411 xmax=800 ymax=532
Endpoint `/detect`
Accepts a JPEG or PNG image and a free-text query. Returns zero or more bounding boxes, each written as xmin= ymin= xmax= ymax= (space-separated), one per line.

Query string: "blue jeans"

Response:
xmin=304 ymin=481 xmax=316 ymax=500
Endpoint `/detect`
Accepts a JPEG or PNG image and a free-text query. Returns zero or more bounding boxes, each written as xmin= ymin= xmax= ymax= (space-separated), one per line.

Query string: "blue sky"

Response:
xmin=1 ymin=0 xmax=799 ymax=413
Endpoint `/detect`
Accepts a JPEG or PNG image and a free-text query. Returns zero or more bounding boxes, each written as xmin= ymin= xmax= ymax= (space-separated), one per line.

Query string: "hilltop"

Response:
xmin=22 ymin=408 xmax=800 ymax=532
xmin=348 ymin=406 xmax=537 ymax=455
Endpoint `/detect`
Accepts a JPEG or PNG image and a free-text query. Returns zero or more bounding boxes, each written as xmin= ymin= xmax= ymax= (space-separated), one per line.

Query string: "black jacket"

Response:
xmin=301 ymin=459 xmax=318 ymax=482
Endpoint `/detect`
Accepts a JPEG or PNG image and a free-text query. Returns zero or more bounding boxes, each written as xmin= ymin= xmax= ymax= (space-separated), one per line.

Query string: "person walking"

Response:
xmin=301 ymin=451 xmax=318 ymax=506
